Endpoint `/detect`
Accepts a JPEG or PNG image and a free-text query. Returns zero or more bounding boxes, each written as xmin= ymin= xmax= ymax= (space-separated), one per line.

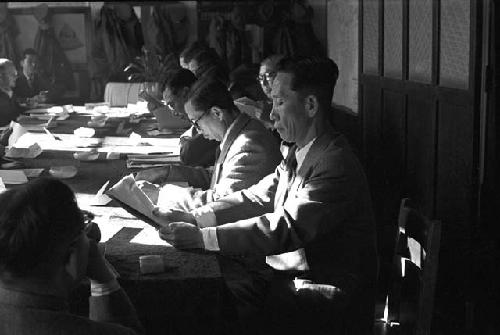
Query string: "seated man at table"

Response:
xmin=155 ymin=56 xmax=378 ymax=335
xmin=0 ymin=58 xmax=22 ymax=127
xmin=0 ymin=177 xmax=143 ymax=335
xmin=136 ymin=78 xmax=282 ymax=210
xmin=14 ymin=48 xmax=64 ymax=104
xmin=152 ymin=68 xmax=219 ymax=168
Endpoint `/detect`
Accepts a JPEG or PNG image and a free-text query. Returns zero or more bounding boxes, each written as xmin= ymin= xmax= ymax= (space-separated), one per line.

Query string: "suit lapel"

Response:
xmin=210 ymin=113 xmax=252 ymax=187
xmin=296 ymin=125 xmax=340 ymax=178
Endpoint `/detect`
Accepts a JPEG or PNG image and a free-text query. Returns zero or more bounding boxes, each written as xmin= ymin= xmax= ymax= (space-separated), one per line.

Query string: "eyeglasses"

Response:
xmin=257 ymin=72 xmax=276 ymax=83
xmin=165 ymin=101 xmax=175 ymax=112
xmin=82 ymin=210 xmax=95 ymax=235
xmin=189 ymin=109 xmax=210 ymax=131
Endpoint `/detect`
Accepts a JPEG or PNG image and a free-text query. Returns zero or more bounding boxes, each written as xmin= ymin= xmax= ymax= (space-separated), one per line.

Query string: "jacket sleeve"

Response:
xmin=89 ymin=288 xmax=144 ymax=334
xmin=166 ymin=164 xmax=211 ymax=190
xmin=212 ymin=149 xmax=361 ymax=256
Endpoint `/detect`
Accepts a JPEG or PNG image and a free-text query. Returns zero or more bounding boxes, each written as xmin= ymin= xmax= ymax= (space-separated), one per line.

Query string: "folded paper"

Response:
xmin=5 ymin=143 xmax=42 ymax=159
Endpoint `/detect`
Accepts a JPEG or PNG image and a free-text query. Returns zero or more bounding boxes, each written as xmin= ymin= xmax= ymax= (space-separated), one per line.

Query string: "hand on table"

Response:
xmin=158 ymin=222 xmax=204 ymax=250
xmin=135 ymin=166 xmax=169 ymax=184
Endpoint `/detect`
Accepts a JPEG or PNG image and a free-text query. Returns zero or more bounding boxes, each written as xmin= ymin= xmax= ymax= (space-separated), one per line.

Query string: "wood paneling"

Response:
xmin=406 ymin=93 xmax=436 ymax=216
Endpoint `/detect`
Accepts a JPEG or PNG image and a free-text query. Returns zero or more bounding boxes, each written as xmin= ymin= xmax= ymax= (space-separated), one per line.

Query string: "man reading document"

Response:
xmin=135 ymin=79 xmax=281 ymax=211
xmin=153 ymin=57 xmax=378 ymax=335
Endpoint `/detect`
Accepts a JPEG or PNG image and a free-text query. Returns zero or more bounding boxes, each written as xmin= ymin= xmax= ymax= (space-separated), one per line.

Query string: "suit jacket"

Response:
xmin=0 ymin=286 xmax=143 ymax=335
xmin=0 ymin=90 xmax=22 ymax=127
xmin=200 ymin=126 xmax=378 ymax=296
xmin=165 ymin=112 xmax=281 ymax=209
xmin=179 ymin=126 xmax=219 ymax=168
xmin=14 ymin=73 xmax=64 ymax=103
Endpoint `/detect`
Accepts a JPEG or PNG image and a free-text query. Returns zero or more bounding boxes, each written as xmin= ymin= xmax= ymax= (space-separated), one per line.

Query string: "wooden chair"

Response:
xmin=104 ymin=82 xmax=145 ymax=107
xmin=375 ymin=198 xmax=441 ymax=335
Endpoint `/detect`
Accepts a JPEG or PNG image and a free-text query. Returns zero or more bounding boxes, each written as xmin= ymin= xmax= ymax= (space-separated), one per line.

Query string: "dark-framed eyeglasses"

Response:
xmin=189 ymin=109 xmax=210 ymax=131
xmin=257 ymin=72 xmax=276 ymax=83
xmin=82 ymin=210 xmax=95 ymax=234
xmin=165 ymin=100 xmax=175 ymax=112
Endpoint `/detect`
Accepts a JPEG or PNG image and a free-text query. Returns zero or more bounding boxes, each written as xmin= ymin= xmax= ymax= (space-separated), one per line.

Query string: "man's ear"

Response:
xmin=305 ymin=94 xmax=319 ymax=118
xmin=210 ymin=106 xmax=224 ymax=121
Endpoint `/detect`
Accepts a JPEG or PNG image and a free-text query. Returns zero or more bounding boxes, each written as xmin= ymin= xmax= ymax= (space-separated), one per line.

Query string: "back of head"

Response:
xmin=261 ymin=54 xmax=286 ymax=72
xmin=22 ymin=48 xmax=37 ymax=59
xmin=180 ymin=40 xmax=209 ymax=65
xmin=0 ymin=178 xmax=83 ymax=278
xmin=190 ymin=48 xmax=221 ymax=75
xmin=162 ymin=68 xmax=197 ymax=95
xmin=186 ymin=78 xmax=235 ymax=113
xmin=277 ymin=56 xmax=339 ymax=110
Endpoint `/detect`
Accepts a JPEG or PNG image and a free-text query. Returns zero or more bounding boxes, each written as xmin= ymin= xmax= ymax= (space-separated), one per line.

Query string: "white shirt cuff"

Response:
xmin=90 ymin=278 xmax=121 ymax=297
xmin=201 ymin=227 xmax=220 ymax=251
xmin=191 ymin=206 xmax=217 ymax=227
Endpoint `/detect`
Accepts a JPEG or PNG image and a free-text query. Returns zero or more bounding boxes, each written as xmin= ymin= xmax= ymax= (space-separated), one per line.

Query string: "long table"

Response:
xmin=5 ymin=107 xmax=231 ymax=334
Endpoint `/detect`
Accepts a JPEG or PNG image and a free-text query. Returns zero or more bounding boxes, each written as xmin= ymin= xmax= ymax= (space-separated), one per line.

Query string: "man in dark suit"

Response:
xmin=14 ymin=48 xmax=63 ymax=104
xmin=0 ymin=178 xmax=143 ymax=335
xmin=0 ymin=58 xmax=22 ymax=127
xmin=154 ymin=56 xmax=378 ymax=334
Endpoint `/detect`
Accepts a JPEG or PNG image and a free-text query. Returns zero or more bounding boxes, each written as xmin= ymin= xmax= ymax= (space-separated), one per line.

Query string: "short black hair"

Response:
xmin=162 ymin=68 xmax=197 ymax=95
xmin=0 ymin=177 xmax=84 ymax=277
xmin=22 ymin=48 xmax=38 ymax=59
xmin=180 ymin=41 xmax=209 ymax=64
xmin=186 ymin=78 xmax=236 ymax=114
xmin=277 ymin=56 xmax=339 ymax=109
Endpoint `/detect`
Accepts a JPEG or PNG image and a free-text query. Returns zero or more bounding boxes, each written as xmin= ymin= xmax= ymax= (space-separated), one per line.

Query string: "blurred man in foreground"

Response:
xmin=0 ymin=177 xmax=143 ymax=335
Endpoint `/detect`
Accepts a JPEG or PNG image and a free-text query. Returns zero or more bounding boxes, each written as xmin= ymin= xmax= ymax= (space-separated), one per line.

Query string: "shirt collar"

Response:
xmin=295 ymin=137 xmax=316 ymax=170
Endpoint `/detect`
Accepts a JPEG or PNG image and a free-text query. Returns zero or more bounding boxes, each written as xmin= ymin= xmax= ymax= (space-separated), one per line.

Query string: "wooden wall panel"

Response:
xmin=406 ymin=93 xmax=436 ymax=216
xmin=436 ymin=102 xmax=474 ymax=229
xmin=380 ymin=89 xmax=407 ymax=222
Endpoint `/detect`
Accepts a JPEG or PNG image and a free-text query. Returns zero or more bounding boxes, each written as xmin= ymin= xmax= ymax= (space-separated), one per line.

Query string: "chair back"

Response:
xmin=104 ymin=82 xmax=145 ymax=107
xmin=386 ymin=198 xmax=441 ymax=335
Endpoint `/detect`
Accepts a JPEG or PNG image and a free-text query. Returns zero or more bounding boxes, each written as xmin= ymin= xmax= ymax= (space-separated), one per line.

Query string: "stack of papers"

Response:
xmin=126 ymin=153 xmax=179 ymax=169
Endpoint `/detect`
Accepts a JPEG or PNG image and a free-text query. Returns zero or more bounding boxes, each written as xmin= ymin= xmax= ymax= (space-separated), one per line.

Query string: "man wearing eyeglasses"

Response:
xmin=161 ymin=68 xmax=219 ymax=168
xmin=0 ymin=178 xmax=143 ymax=335
xmin=153 ymin=57 xmax=377 ymax=335
xmin=0 ymin=59 xmax=22 ymax=127
xmin=137 ymin=78 xmax=281 ymax=210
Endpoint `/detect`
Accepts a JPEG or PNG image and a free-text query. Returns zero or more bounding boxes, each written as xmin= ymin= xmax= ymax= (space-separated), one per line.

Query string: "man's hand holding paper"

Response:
xmin=152 ymin=207 xmax=196 ymax=225
xmin=157 ymin=221 xmax=203 ymax=250
xmin=135 ymin=166 xmax=169 ymax=184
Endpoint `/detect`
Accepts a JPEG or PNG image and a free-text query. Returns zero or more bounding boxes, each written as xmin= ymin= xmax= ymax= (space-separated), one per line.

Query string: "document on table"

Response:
xmin=130 ymin=226 xmax=171 ymax=246
xmin=0 ymin=170 xmax=28 ymax=184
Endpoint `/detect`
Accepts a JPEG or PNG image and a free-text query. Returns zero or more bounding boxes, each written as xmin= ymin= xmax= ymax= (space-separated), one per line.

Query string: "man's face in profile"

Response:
xmin=270 ymin=72 xmax=310 ymax=145
xmin=21 ymin=55 xmax=38 ymax=77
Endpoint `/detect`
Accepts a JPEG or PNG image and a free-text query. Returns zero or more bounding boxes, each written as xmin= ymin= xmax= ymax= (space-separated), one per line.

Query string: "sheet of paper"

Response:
xmin=5 ymin=143 xmax=42 ymax=158
xmin=157 ymin=183 xmax=196 ymax=211
xmin=92 ymin=215 xmax=124 ymax=243
xmin=0 ymin=170 xmax=28 ymax=184
xmin=23 ymin=168 xmax=45 ymax=178
xmin=130 ymin=226 xmax=171 ymax=246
